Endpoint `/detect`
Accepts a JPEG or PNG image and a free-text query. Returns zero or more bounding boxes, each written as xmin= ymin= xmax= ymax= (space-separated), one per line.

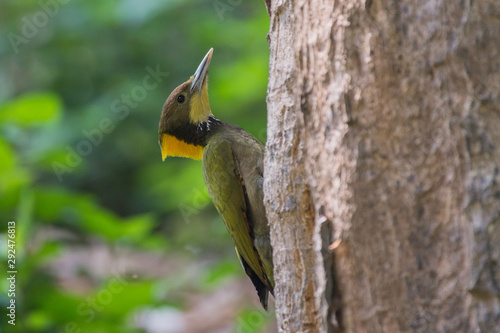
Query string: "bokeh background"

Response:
xmin=0 ymin=0 xmax=273 ymax=332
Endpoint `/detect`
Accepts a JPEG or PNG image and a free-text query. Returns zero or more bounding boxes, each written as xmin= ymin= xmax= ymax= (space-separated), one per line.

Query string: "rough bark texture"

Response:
xmin=264 ymin=0 xmax=500 ymax=332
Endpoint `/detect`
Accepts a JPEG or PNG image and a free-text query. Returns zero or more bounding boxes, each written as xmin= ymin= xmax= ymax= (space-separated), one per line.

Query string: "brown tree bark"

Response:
xmin=264 ymin=1 xmax=500 ymax=332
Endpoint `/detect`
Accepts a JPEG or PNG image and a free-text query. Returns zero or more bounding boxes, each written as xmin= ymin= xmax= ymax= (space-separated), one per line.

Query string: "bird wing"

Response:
xmin=202 ymin=140 xmax=271 ymax=307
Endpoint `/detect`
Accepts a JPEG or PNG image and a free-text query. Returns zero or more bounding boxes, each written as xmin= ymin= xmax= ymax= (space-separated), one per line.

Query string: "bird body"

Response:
xmin=158 ymin=49 xmax=274 ymax=309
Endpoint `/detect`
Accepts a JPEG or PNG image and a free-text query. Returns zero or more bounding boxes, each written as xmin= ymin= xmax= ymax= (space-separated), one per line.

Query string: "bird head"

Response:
xmin=158 ymin=48 xmax=214 ymax=160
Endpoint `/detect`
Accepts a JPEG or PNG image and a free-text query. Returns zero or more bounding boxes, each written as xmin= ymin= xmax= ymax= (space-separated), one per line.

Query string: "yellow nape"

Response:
xmin=161 ymin=134 xmax=204 ymax=160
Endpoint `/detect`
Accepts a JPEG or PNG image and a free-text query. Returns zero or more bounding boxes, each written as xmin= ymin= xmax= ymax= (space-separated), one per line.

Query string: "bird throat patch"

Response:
xmin=160 ymin=134 xmax=204 ymax=160
xmin=189 ymin=82 xmax=212 ymax=123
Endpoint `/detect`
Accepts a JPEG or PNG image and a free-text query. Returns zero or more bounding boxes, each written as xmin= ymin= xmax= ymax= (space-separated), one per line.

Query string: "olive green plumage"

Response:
xmin=203 ymin=124 xmax=274 ymax=308
xmin=158 ymin=49 xmax=274 ymax=309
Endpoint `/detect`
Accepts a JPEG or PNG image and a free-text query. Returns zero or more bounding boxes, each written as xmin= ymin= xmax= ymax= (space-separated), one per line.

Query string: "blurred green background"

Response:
xmin=0 ymin=0 xmax=273 ymax=332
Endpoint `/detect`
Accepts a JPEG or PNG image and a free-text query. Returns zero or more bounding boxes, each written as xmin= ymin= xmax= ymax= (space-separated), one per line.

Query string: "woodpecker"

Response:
xmin=158 ymin=49 xmax=273 ymax=309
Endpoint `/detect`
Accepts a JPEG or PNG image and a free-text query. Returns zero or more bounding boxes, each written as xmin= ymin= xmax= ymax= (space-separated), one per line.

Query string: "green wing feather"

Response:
xmin=202 ymin=139 xmax=271 ymax=308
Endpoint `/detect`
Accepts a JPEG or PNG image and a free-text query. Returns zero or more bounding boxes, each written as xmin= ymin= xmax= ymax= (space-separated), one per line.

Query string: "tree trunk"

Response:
xmin=264 ymin=1 xmax=500 ymax=332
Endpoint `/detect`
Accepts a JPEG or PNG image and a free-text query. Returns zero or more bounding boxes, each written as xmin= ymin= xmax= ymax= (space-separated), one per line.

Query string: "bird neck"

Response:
xmin=161 ymin=116 xmax=222 ymax=160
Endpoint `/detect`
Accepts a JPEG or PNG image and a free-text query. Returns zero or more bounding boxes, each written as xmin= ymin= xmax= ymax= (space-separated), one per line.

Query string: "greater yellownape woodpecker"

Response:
xmin=158 ymin=49 xmax=274 ymax=309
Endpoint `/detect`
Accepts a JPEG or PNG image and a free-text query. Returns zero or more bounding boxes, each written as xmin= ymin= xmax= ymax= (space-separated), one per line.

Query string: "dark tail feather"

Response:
xmin=253 ymin=278 xmax=269 ymax=311
xmin=240 ymin=256 xmax=271 ymax=310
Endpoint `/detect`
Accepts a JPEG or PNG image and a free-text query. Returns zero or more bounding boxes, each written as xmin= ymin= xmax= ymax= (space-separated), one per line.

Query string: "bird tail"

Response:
xmin=237 ymin=251 xmax=272 ymax=310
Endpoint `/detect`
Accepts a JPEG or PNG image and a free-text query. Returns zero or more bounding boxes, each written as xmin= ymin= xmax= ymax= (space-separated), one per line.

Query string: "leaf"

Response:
xmin=104 ymin=280 xmax=153 ymax=317
xmin=0 ymin=138 xmax=15 ymax=171
xmin=0 ymin=138 xmax=32 ymax=211
xmin=237 ymin=309 xmax=272 ymax=333
xmin=33 ymin=187 xmax=154 ymax=241
xmin=0 ymin=92 xmax=62 ymax=126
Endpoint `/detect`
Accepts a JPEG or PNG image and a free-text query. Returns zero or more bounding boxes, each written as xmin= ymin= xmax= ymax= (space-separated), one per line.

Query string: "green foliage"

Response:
xmin=0 ymin=0 xmax=270 ymax=331
xmin=33 ymin=187 xmax=154 ymax=241
xmin=237 ymin=308 xmax=276 ymax=333
xmin=0 ymin=92 xmax=61 ymax=126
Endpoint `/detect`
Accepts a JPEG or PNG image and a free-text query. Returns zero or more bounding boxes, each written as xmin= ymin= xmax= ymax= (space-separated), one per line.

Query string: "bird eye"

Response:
xmin=177 ymin=94 xmax=185 ymax=103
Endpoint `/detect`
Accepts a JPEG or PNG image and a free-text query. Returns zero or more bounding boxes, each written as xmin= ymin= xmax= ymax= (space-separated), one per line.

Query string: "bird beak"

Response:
xmin=191 ymin=48 xmax=213 ymax=93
